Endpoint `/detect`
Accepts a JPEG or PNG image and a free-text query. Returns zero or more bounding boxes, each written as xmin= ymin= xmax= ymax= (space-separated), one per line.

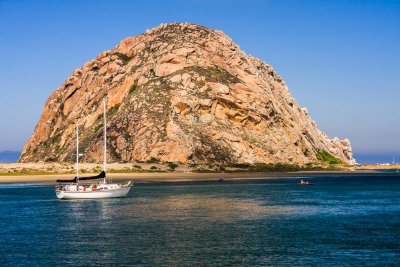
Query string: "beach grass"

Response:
xmin=0 ymin=160 xmax=360 ymax=177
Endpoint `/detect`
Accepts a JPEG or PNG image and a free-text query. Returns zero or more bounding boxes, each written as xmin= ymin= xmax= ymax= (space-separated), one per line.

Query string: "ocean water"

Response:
xmin=1 ymin=173 xmax=399 ymax=266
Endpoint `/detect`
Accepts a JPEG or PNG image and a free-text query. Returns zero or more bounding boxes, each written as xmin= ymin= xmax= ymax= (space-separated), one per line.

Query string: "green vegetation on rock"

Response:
xmin=225 ymin=163 xmax=251 ymax=169
xmin=316 ymin=150 xmax=343 ymax=164
xmin=146 ymin=157 xmax=159 ymax=163
xmin=107 ymin=103 xmax=120 ymax=117
xmin=248 ymin=163 xmax=302 ymax=172
xmin=129 ymin=84 xmax=137 ymax=94
xmin=114 ymin=52 xmax=132 ymax=64
xmin=167 ymin=162 xmax=178 ymax=171
xmin=172 ymin=66 xmax=241 ymax=85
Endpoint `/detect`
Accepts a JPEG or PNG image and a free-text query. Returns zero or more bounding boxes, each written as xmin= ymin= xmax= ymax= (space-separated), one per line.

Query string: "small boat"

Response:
xmin=218 ymin=178 xmax=224 ymax=183
xmin=297 ymin=179 xmax=315 ymax=186
xmin=56 ymin=98 xmax=133 ymax=199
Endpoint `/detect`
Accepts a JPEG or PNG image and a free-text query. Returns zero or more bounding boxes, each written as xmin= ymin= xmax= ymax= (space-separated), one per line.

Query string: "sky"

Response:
xmin=0 ymin=0 xmax=399 ymax=163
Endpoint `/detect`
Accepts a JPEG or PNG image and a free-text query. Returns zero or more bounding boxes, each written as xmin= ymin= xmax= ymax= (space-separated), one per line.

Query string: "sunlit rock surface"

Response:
xmin=19 ymin=23 xmax=353 ymax=164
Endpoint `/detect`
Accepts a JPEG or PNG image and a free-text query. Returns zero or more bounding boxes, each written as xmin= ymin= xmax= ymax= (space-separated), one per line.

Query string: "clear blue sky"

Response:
xmin=0 ymin=0 xmax=399 ymax=162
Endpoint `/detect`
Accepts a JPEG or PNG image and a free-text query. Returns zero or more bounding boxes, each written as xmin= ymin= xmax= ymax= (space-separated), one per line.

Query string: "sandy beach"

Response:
xmin=0 ymin=165 xmax=391 ymax=184
xmin=0 ymin=162 xmax=398 ymax=184
xmin=0 ymin=171 xmax=368 ymax=184
xmin=0 ymin=172 xmax=283 ymax=183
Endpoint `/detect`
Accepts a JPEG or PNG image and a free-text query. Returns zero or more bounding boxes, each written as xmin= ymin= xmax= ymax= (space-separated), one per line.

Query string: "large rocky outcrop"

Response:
xmin=19 ymin=23 xmax=354 ymax=164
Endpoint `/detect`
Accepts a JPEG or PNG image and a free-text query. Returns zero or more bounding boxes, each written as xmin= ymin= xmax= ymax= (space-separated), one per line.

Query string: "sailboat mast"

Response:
xmin=76 ymin=124 xmax=79 ymax=184
xmin=103 ymin=98 xmax=107 ymax=184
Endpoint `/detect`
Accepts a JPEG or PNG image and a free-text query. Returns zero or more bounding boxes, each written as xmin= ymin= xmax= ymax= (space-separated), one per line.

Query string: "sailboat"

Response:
xmin=55 ymin=99 xmax=132 ymax=199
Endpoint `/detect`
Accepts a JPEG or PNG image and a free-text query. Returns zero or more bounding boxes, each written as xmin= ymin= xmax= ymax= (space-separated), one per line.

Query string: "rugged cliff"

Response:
xmin=19 ymin=23 xmax=354 ymax=164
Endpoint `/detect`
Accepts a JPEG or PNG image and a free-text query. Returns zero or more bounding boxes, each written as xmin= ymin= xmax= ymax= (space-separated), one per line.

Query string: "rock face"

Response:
xmin=19 ymin=23 xmax=354 ymax=164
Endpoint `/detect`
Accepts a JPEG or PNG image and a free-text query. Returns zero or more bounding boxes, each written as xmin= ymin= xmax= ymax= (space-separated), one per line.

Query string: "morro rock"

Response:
xmin=19 ymin=23 xmax=354 ymax=164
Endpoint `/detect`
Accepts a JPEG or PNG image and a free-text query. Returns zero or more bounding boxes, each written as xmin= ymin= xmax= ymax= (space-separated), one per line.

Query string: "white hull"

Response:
xmin=56 ymin=186 xmax=131 ymax=199
xmin=56 ymin=99 xmax=133 ymax=200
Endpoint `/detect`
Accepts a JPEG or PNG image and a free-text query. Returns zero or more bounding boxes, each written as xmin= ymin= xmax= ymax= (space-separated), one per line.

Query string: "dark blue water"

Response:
xmin=1 ymin=174 xmax=399 ymax=266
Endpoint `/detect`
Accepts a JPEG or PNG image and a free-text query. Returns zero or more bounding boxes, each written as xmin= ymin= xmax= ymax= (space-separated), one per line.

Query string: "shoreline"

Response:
xmin=0 ymin=162 xmax=398 ymax=184
xmin=0 ymin=169 xmax=388 ymax=184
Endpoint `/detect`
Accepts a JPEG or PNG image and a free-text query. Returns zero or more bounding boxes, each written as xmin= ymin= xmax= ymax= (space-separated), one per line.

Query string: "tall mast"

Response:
xmin=76 ymin=124 xmax=79 ymax=184
xmin=103 ymin=98 xmax=107 ymax=184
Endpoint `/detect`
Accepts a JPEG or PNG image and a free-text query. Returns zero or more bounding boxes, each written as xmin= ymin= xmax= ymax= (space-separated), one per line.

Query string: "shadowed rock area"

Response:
xmin=19 ymin=23 xmax=354 ymax=164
